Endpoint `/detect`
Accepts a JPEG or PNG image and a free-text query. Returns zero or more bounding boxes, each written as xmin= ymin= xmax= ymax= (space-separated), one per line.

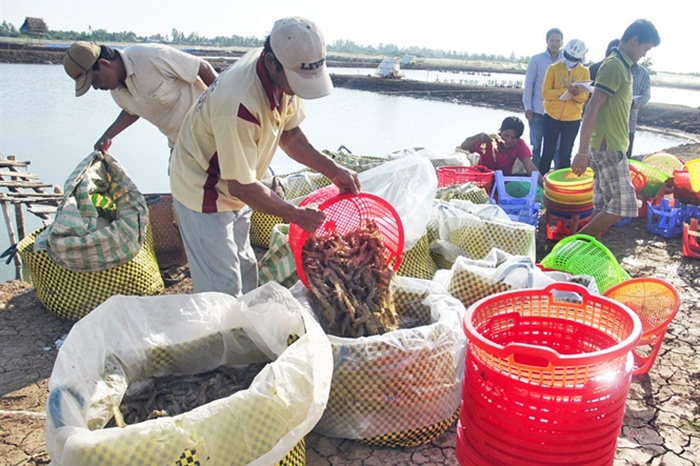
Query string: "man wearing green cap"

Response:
xmin=63 ymin=41 xmax=217 ymax=151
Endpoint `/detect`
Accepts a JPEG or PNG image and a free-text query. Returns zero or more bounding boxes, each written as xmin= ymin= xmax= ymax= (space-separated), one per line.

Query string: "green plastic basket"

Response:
xmin=629 ymin=160 xmax=670 ymax=199
xmin=540 ymin=234 xmax=630 ymax=293
xmin=545 ymin=167 xmax=595 ymax=186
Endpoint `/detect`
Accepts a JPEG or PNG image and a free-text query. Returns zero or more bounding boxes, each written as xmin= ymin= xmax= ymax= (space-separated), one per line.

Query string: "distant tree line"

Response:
xmin=0 ymin=21 xmax=531 ymax=65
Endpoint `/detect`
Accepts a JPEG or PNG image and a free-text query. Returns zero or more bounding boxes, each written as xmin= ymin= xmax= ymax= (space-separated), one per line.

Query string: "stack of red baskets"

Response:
xmin=543 ymin=168 xmax=595 ymax=240
xmin=673 ymin=164 xmax=700 ymax=258
xmin=436 ymin=165 xmax=495 ymax=193
xmin=457 ymin=283 xmax=642 ymax=465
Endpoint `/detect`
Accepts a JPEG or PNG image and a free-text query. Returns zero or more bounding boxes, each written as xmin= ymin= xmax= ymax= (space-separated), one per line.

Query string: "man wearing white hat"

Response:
xmin=63 ymin=41 xmax=218 ymax=151
xmin=169 ymin=16 xmax=361 ymax=296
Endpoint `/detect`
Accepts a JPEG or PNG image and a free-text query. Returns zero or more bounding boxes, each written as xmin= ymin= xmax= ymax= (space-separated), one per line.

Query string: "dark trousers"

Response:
xmin=626 ymin=132 xmax=635 ymax=158
xmin=539 ymin=114 xmax=581 ymax=174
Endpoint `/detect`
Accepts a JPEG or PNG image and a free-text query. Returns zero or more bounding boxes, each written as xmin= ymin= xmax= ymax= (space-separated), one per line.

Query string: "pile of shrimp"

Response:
xmin=302 ymin=218 xmax=398 ymax=338
xmin=106 ymin=363 xmax=266 ymax=427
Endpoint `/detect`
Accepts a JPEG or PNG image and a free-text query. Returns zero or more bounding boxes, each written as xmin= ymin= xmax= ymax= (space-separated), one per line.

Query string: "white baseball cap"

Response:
xmin=270 ymin=17 xmax=333 ymax=99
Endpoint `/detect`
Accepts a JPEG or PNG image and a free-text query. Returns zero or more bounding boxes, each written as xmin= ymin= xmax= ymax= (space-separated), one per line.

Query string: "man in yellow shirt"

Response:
xmin=170 ymin=17 xmax=360 ymax=296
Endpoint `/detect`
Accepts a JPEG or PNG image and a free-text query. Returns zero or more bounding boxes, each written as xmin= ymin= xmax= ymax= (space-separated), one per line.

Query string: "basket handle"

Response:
xmin=501 ymin=341 xmax=564 ymax=367
xmin=541 ymin=281 xmax=591 ymax=304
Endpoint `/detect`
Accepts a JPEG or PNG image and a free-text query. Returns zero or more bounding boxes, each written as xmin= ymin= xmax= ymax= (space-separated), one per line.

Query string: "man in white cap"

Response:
xmin=63 ymin=41 xmax=217 ymax=151
xmin=169 ymin=16 xmax=361 ymax=296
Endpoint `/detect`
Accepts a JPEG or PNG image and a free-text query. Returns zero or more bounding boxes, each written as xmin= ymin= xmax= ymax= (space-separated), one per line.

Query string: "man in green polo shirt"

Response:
xmin=572 ymin=19 xmax=660 ymax=239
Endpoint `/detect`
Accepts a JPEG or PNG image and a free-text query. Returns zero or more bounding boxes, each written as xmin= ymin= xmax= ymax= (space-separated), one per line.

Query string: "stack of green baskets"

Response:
xmin=540 ymin=234 xmax=631 ymax=293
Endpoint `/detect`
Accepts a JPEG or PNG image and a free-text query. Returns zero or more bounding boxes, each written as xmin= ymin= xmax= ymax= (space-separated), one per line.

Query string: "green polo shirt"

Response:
xmin=590 ymin=48 xmax=633 ymax=152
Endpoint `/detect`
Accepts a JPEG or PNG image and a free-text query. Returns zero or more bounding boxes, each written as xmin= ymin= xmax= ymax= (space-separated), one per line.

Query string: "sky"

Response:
xmin=2 ymin=0 xmax=699 ymax=75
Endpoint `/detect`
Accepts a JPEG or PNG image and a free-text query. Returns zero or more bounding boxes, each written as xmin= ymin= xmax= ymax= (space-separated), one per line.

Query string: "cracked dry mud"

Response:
xmin=2 ymin=146 xmax=699 ymax=466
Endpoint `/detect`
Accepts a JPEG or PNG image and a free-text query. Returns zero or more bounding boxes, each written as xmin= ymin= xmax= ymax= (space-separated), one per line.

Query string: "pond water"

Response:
xmin=0 ymin=63 xmax=696 ymax=281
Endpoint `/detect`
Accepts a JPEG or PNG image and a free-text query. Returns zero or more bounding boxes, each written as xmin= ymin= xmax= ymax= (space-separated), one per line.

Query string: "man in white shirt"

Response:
xmin=63 ymin=41 xmax=217 ymax=151
xmin=523 ymin=28 xmax=563 ymax=167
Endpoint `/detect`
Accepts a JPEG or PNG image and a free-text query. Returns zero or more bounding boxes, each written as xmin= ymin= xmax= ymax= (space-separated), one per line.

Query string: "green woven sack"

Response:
xmin=34 ymin=151 xmax=149 ymax=272
xmin=324 ymin=149 xmax=388 ymax=173
xmin=258 ymin=224 xmax=299 ymax=288
xmin=435 ymin=182 xmax=490 ymax=203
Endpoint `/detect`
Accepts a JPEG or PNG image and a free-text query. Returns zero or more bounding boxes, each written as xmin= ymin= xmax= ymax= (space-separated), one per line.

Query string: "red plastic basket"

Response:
xmin=603 ymin=277 xmax=680 ymax=375
xmin=458 ymin=283 xmax=642 ymax=465
xmin=289 ymin=191 xmax=404 ymax=288
xmin=436 ymin=165 xmax=494 ymax=191
xmin=629 ymin=163 xmax=647 ymax=195
xmin=673 ymin=168 xmax=700 ymax=206
xmin=545 ymin=209 xmax=593 ymax=241
xmin=683 ymin=217 xmax=700 ymax=259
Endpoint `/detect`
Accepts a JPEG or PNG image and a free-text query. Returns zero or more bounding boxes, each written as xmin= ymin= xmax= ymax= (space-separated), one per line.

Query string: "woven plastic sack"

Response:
xmin=280 ymin=169 xmax=333 ymax=200
xmin=145 ymin=193 xmax=188 ymax=270
xmin=434 ymin=249 xmax=599 ymax=310
xmin=428 ymin=200 xmax=536 ymax=266
xmin=396 ymin=233 xmax=438 ymax=280
xmin=250 ymin=210 xmax=284 ymax=249
xmin=46 ymin=282 xmax=332 ymax=466
xmin=18 ymin=224 xmax=163 ymax=320
xmin=325 ymin=148 xmax=389 ymax=173
xmin=258 ymin=224 xmax=299 ymax=288
xmin=34 ymin=151 xmax=148 ymax=272
xmin=292 ymin=277 xmax=466 ymax=447
xmin=435 ymin=182 xmax=490 ymax=204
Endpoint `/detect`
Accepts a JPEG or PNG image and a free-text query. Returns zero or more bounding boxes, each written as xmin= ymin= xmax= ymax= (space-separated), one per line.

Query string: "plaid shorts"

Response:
xmin=589 ymin=150 xmax=638 ymax=218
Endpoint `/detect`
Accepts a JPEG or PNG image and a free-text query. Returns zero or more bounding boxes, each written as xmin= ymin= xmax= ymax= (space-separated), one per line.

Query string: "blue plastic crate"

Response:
xmin=680 ymin=202 xmax=700 ymax=223
xmin=490 ymin=170 xmax=541 ymax=225
xmin=492 ymin=200 xmax=541 ymax=225
xmin=490 ymin=170 xmax=539 ymax=205
xmin=646 ymin=199 xmax=684 ymax=238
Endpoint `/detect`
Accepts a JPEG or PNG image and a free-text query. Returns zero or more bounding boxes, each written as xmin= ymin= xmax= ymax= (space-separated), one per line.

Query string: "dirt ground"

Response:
xmin=1 ymin=142 xmax=699 ymax=466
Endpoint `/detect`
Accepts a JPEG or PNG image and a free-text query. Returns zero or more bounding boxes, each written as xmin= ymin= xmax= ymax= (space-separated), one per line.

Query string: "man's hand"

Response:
xmin=331 ymin=166 xmax=361 ymax=194
xmin=524 ymin=109 xmax=534 ymax=121
xmin=94 ymin=137 xmax=112 ymax=152
xmin=292 ymin=206 xmax=326 ymax=233
xmin=571 ymin=153 xmax=590 ymax=176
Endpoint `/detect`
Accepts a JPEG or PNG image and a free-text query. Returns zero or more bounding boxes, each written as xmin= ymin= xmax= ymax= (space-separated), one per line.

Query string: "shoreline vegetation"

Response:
xmin=2 ymin=39 xmax=699 ymax=138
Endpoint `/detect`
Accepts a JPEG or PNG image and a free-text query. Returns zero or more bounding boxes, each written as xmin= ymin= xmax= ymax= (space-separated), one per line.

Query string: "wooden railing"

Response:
xmin=0 ymin=156 xmax=63 ymax=279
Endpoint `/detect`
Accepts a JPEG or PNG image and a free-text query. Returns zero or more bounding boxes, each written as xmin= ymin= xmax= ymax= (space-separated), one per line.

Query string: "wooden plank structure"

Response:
xmin=0 ymin=156 xmax=63 ymax=279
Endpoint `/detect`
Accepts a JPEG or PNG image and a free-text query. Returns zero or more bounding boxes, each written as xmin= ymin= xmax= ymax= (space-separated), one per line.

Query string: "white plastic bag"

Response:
xmin=359 ymin=155 xmax=437 ymax=250
xmin=46 ymin=282 xmax=332 ymax=466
